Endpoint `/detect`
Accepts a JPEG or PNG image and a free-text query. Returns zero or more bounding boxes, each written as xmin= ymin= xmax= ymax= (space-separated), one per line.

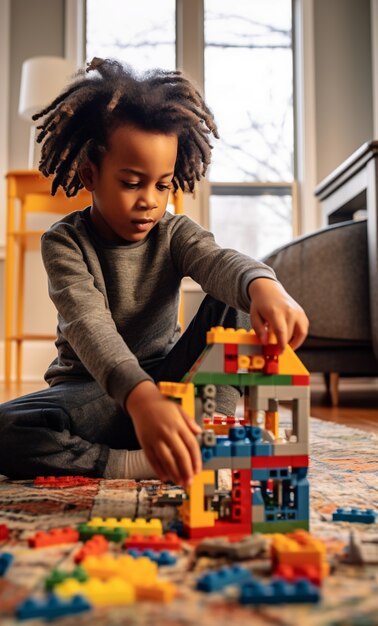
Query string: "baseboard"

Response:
xmin=0 ymin=340 xmax=56 ymax=382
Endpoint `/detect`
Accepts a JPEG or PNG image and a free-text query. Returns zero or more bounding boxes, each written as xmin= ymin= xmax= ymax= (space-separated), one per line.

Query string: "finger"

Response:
xmin=179 ymin=409 xmax=202 ymax=434
xmin=288 ymin=319 xmax=309 ymax=351
xmin=145 ymin=447 xmax=168 ymax=482
xmin=179 ymin=423 xmax=203 ymax=476
xmin=251 ymin=311 xmax=269 ymax=345
xmin=155 ymin=440 xmax=183 ymax=486
xmin=267 ymin=314 xmax=288 ymax=353
xmin=170 ymin=435 xmax=196 ymax=487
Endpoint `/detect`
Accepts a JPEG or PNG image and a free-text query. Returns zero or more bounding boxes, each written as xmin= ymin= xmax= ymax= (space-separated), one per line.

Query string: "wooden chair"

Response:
xmin=4 ymin=170 xmax=184 ymax=384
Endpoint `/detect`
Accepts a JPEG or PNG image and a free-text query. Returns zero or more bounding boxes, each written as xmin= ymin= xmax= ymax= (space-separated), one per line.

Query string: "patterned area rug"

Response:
xmin=0 ymin=416 xmax=377 ymax=626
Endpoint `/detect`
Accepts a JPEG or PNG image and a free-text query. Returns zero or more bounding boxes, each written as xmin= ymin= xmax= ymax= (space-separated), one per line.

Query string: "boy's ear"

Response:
xmin=79 ymin=160 xmax=97 ymax=191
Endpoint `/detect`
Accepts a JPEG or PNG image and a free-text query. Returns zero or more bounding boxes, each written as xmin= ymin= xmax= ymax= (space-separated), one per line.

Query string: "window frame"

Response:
xmin=66 ymin=0 xmax=317 ymax=237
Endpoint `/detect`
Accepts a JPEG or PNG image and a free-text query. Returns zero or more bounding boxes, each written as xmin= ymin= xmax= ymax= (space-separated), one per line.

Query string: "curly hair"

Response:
xmin=32 ymin=57 xmax=219 ymax=197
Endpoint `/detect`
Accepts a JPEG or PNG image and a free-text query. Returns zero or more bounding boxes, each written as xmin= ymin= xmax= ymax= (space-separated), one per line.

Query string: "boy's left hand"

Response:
xmin=248 ymin=278 xmax=309 ymax=353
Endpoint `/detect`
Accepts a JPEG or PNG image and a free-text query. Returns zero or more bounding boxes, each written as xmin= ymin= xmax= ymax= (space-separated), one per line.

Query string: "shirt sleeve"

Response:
xmin=41 ymin=226 xmax=152 ymax=407
xmin=169 ymin=216 xmax=277 ymax=312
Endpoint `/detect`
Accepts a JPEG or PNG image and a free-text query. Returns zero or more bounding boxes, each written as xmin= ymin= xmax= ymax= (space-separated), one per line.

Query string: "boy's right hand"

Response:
xmin=125 ymin=380 xmax=202 ymax=487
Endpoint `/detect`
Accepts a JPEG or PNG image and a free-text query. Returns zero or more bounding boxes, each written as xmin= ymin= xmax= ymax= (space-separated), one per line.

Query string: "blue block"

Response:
xmin=265 ymin=506 xmax=298 ymax=522
xmin=16 ymin=593 xmax=92 ymax=621
xmin=214 ymin=437 xmax=232 ymax=457
xmin=229 ymin=426 xmax=247 ymax=441
xmin=332 ymin=507 xmax=377 ymax=524
xmin=252 ymin=468 xmax=271 ymax=481
xmin=231 ymin=439 xmax=252 ymax=457
xmin=239 ymin=577 xmax=320 ymax=605
xmin=0 ymin=552 xmax=13 ymax=576
xmin=196 ymin=564 xmax=252 ymax=592
xmin=252 ymin=442 xmax=272 ymax=456
xmin=244 ymin=426 xmax=262 ymax=442
xmin=294 ymin=478 xmax=310 ymax=520
xmin=201 ymin=447 xmax=214 ymax=462
xmin=128 ymin=548 xmax=177 ymax=566
xmin=252 ymin=488 xmax=265 ymax=506
xmin=252 ymin=467 xmax=291 ymax=481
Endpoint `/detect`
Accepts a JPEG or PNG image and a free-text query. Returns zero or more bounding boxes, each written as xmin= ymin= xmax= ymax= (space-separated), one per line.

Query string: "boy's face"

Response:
xmin=82 ymin=124 xmax=178 ymax=243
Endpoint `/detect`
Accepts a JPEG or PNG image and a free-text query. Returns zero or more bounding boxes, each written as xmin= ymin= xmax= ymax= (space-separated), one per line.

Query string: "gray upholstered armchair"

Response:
xmin=262 ymin=218 xmax=378 ymax=405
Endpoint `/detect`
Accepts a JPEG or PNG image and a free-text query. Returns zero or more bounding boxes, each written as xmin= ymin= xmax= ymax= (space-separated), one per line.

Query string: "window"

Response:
xmin=85 ymin=0 xmax=295 ymax=256
xmin=86 ymin=0 xmax=176 ymax=72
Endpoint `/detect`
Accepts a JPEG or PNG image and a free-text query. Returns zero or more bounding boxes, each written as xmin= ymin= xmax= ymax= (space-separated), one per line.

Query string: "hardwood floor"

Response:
xmin=310 ymin=375 xmax=378 ymax=433
xmin=1 ymin=376 xmax=377 ymax=433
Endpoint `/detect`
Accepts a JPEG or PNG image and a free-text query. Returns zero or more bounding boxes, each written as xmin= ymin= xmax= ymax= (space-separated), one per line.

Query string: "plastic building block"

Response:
xmin=195 ymin=534 xmax=268 ymax=560
xmin=74 ymin=534 xmax=109 ymax=563
xmin=124 ymin=532 xmax=182 ymax=551
xmin=28 ymin=527 xmax=79 ymax=548
xmin=274 ymin=563 xmax=322 ymax=586
xmin=16 ymin=593 xmax=92 ymax=620
xmin=158 ymin=381 xmax=195 ymax=418
xmin=271 ymin=530 xmax=329 ymax=578
xmin=34 ymin=476 xmax=99 ymax=488
xmin=87 ymin=516 xmax=163 ymax=536
xmin=81 ymin=553 xmax=157 ymax=584
xmin=239 ymin=577 xmax=320 ymax=605
xmin=45 ymin=566 xmax=88 ymax=591
xmin=0 ymin=552 xmax=14 ymax=576
xmin=180 ymin=470 xmax=217 ymax=529
xmin=135 ymin=580 xmax=177 ymax=602
xmin=127 ymin=548 xmax=177 ymax=566
xmin=196 ymin=564 xmax=252 ymax=592
xmin=77 ymin=523 xmax=128 ymax=543
xmin=0 ymin=524 xmax=9 ymax=541
xmin=55 ymin=576 xmax=135 ymax=606
xmin=332 ymin=507 xmax=377 ymax=524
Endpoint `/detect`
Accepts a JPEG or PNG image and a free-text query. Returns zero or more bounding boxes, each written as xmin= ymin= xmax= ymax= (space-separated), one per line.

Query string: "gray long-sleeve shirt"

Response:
xmin=41 ymin=208 xmax=276 ymax=407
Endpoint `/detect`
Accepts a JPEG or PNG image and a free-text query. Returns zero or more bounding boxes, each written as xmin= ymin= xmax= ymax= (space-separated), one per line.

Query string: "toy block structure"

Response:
xmin=158 ymin=327 xmax=310 ymax=538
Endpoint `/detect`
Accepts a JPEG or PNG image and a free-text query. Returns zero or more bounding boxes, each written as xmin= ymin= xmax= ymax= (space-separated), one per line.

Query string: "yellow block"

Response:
xmin=158 ymin=381 xmax=195 ymax=418
xmin=135 ymin=580 xmax=177 ymax=603
xmin=81 ymin=553 xmax=157 ymax=584
xmin=87 ymin=517 xmax=162 ymax=536
xmin=180 ymin=470 xmax=216 ymax=529
xmin=55 ymin=576 xmax=135 ymax=606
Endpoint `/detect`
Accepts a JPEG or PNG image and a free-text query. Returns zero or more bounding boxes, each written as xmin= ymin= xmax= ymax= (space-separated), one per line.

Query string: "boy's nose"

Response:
xmin=136 ymin=189 xmax=158 ymax=210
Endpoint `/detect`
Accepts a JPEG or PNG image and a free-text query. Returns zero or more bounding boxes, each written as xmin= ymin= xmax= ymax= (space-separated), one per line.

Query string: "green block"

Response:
xmin=45 ymin=566 xmax=88 ymax=590
xmin=252 ymin=520 xmax=309 ymax=534
xmin=77 ymin=523 xmax=128 ymax=543
xmin=191 ymin=372 xmax=293 ymax=387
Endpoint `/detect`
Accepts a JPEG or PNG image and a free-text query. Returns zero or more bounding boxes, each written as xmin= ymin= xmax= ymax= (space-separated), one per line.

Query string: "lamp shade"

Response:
xmin=19 ymin=56 xmax=76 ymax=120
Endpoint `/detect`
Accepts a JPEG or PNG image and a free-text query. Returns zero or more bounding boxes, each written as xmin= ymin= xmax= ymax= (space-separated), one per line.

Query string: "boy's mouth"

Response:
xmin=131 ymin=218 xmax=154 ymax=232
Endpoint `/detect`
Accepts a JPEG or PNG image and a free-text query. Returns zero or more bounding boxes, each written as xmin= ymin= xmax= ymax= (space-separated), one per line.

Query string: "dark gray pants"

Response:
xmin=0 ymin=296 xmax=249 ymax=479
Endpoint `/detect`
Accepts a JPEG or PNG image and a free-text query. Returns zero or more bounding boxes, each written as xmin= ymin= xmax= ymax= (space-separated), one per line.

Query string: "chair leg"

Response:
xmin=324 ymin=372 xmax=340 ymax=406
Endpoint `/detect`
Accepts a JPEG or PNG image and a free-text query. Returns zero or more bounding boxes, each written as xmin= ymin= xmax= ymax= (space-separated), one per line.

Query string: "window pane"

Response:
xmin=209 ymin=195 xmax=292 ymax=258
xmin=205 ymin=0 xmax=293 ymax=182
xmin=86 ymin=0 xmax=175 ymax=72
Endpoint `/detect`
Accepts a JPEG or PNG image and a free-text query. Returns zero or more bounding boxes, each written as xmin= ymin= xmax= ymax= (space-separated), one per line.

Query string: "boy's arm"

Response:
xmin=41 ymin=227 xmax=153 ymax=404
xmin=248 ymin=278 xmax=309 ymax=352
xmin=170 ymin=216 xmax=308 ymax=351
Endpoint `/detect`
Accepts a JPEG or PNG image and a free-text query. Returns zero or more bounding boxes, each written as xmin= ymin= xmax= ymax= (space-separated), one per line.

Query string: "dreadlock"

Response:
xmin=33 ymin=57 xmax=219 ymax=197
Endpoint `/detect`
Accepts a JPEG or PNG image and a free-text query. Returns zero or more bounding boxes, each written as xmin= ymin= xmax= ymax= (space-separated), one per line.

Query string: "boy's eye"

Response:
xmin=121 ymin=181 xmax=139 ymax=189
xmin=157 ymin=183 xmax=172 ymax=191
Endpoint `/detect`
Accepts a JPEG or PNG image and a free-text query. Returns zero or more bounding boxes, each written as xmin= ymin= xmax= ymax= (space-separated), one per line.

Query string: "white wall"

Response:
xmin=0 ymin=0 xmax=377 ymax=380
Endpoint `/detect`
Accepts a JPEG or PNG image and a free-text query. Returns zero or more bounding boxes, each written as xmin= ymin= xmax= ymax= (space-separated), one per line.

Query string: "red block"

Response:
xmin=0 ymin=524 xmax=9 ymax=541
xmin=292 ymin=375 xmax=310 ymax=386
xmin=251 ymin=455 xmax=309 ymax=468
xmin=28 ymin=527 xmax=80 ymax=548
xmin=74 ymin=534 xmax=108 ymax=563
xmin=274 ymin=563 xmax=321 ymax=586
xmin=124 ymin=532 xmax=182 ymax=551
xmin=184 ymin=521 xmax=251 ymax=539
